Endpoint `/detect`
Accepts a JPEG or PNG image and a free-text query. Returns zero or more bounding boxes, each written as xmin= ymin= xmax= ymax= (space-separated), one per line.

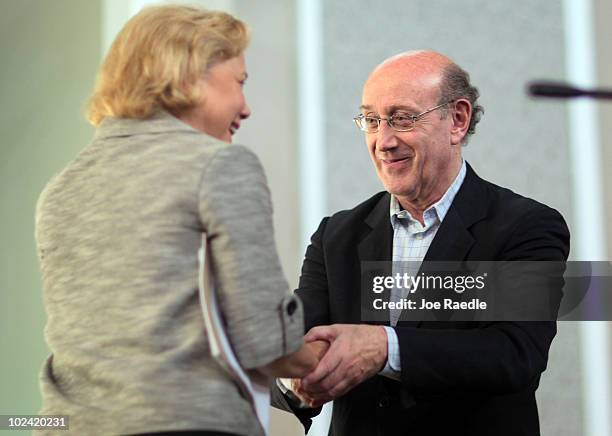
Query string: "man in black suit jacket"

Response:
xmin=272 ymin=50 xmax=569 ymax=436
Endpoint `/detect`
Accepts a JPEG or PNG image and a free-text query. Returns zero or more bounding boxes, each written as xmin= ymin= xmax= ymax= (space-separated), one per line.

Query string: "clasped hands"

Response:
xmin=291 ymin=324 xmax=388 ymax=408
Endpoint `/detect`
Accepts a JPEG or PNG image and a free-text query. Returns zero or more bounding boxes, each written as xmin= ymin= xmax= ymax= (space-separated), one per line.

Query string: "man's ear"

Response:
xmin=450 ymin=99 xmax=472 ymax=145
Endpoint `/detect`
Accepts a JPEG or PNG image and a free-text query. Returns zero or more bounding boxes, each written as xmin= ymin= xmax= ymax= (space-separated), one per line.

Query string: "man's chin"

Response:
xmin=385 ymin=184 xmax=417 ymax=200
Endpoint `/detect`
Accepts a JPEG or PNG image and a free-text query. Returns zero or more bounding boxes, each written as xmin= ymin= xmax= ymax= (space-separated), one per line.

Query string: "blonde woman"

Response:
xmin=35 ymin=6 xmax=325 ymax=436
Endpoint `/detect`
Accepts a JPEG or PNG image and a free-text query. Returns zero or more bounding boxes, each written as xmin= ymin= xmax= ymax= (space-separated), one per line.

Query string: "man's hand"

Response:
xmin=298 ymin=324 xmax=388 ymax=407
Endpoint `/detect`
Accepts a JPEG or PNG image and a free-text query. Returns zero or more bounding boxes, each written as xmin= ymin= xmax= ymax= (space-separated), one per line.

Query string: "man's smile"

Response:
xmin=381 ymin=156 xmax=413 ymax=168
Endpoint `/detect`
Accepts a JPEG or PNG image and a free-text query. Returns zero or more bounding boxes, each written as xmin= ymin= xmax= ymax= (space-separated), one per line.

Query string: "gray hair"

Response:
xmin=438 ymin=63 xmax=484 ymax=145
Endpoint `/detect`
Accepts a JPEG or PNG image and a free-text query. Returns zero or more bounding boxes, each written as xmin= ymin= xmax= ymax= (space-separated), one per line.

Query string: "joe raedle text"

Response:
xmin=372 ymin=297 xmax=487 ymax=311
xmin=371 ymin=272 xmax=489 ymax=312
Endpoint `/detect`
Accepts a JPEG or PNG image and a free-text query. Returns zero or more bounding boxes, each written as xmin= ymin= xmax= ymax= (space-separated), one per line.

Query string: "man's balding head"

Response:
xmin=365 ymin=50 xmax=483 ymax=144
xmin=370 ymin=50 xmax=452 ymax=79
xmin=358 ymin=50 xmax=482 ymax=221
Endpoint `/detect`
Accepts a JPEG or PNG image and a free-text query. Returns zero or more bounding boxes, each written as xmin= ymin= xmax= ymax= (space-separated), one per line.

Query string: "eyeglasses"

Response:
xmin=353 ymin=101 xmax=451 ymax=133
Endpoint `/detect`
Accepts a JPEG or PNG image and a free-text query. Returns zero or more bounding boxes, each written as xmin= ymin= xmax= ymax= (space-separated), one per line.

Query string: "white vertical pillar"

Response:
xmin=296 ymin=0 xmax=331 ymax=435
xmin=563 ymin=0 xmax=612 ymax=435
xmin=297 ymin=0 xmax=327 ymax=250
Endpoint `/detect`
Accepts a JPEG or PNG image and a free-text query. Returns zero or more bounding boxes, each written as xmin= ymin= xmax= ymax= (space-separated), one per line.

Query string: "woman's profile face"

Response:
xmin=179 ymin=54 xmax=251 ymax=142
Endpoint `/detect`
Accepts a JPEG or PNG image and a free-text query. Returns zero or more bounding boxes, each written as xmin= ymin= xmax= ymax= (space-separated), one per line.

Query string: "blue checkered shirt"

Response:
xmin=381 ymin=160 xmax=467 ymax=380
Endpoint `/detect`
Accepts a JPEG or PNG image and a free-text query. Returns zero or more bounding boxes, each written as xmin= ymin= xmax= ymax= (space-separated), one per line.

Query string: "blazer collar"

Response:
xmin=358 ymin=162 xmax=488 ymax=263
xmin=359 ymin=192 xmax=394 ymax=262
xmin=93 ymin=109 xmax=199 ymax=140
xmin=358 ymin=163 xmax=489 ymax=327
xmin=423 ymin=162 xmax=489 ymax=261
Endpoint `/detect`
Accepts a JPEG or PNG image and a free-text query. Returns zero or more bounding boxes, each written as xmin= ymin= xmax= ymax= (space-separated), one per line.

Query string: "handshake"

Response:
xmin=283 ymin=324 xmax=389 ymax=408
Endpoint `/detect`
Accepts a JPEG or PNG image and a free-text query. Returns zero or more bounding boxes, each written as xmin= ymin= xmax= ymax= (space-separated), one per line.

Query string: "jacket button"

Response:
xmin=287 ymin=300 xmax=297 ymax=315
xmin=378 ymin=397 xmax=390 ymax=407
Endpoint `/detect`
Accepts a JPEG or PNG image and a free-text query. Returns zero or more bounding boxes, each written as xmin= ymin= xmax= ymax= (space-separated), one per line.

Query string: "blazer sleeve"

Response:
xmin=295 ymin=217 xmax=332 ymax=332
xmin=395 ymin=205 xmax=570 ymax=395
xmin=198 ymin=144 xmax=304 ymax=369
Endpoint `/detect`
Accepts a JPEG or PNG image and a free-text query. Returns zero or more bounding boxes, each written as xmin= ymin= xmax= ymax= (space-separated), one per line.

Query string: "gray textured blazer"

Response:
xmin=34 ymin=111 xmax=304 ymax=436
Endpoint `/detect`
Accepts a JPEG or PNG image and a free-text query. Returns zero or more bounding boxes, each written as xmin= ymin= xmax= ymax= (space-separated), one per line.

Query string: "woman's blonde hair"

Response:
xmin=87 ymin=5 xmax=249 ymax=126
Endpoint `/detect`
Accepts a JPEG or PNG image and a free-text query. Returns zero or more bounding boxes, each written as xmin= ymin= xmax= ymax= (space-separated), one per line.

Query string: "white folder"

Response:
xmin=198 ymin=235 xmax=271 ymax=435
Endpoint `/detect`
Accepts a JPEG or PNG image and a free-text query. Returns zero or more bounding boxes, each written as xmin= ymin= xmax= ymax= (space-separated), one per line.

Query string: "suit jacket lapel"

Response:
xmin=424 ymin=163 xmax=488 ymax=262
xmin=354 ymin=163 xmax=489 ymax=327
xmin=355 ymin=162 xmax=489 ymax=263
xmin=423 ymin=206 xmax=475 ymax=262
xmin=358 ymin=193 xmax=393 ymax=263
xmin=399 ymin=163 xmax=489 ymax=325
xmin=356 ymin=194 xmax=393 ymax=325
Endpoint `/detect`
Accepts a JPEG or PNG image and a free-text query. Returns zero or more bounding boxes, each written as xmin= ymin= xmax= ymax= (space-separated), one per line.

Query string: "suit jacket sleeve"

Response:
xmin=395 ymin=205 xmax=570 ymax=395
xmin=295 ymin=217 xmax=333 ymax=331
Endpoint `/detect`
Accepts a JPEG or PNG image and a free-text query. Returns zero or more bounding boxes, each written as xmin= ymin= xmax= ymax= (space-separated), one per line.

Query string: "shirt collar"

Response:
xmin=389 ymin=159 xmax=467 ymax=230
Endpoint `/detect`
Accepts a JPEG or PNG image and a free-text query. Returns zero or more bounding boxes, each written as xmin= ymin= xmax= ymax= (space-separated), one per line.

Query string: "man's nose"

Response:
xmin=376 ymin=120 xmax=399 ymax=151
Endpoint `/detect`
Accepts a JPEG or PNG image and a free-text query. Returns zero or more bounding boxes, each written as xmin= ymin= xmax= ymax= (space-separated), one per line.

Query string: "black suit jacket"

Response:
xmin=272 ymin=163 xmax=570 ymax=436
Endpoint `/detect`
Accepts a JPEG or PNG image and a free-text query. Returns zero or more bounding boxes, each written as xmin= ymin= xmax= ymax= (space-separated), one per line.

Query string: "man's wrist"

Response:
xmin=379 ymin=326 xmax=401 ymax=379
xmin=379 ymin=325 xmax=389 ymax=368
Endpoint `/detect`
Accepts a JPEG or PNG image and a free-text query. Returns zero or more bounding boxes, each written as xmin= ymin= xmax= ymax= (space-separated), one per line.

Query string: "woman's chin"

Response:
xmin=211 ymin=131 xmax=232 ymax=143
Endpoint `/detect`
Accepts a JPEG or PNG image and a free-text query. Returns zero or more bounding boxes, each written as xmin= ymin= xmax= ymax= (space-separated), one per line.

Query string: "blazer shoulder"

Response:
xmin=325 ymin=191 xmax=388 ymax=230
xmin=480 ymin=178 xmax=567 ymax=225
xmin=475 ymin=178 xmax=570 ymax=258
